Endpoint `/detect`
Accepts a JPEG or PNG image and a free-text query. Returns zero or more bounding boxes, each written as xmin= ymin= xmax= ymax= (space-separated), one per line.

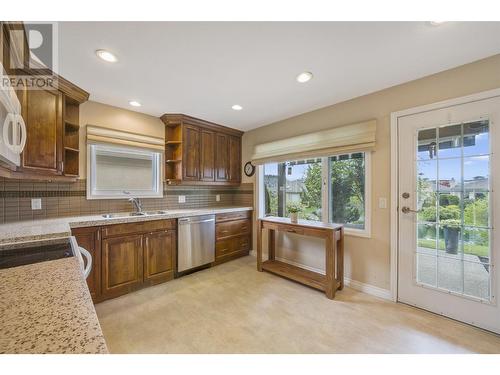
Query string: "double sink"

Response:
xmin=101 ymin=210 xmax=169 ymax=219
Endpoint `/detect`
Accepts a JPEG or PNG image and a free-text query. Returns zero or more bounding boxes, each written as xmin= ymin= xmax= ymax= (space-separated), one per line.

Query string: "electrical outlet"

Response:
xmin=31 ymin=198 xmax=42 ymax=210
xmin=378 ymin=197 xmax=387 ymax=209
xmin=216 ymin=194 xmax=220 ymax=202
xmin=178 ymin=195 xmax=186 ymax=203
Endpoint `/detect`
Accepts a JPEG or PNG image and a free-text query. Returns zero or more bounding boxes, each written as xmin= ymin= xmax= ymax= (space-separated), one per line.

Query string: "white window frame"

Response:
xmin=87 ymin=143 xmax=163 ymax=200
xmin=257 ymin=151 xmax=371 ymax=238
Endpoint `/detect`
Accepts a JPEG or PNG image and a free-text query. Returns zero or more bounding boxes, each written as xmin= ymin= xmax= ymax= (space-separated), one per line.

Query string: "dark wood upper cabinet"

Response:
xmin=161 ymin=114 xmax=243 ymax=185
xmin=21 ymin=89 xmax=63 ymax=174
xmin=182 ymin=124 xmax=201 ymax=181
xmin=215 ymin=132 xmax=229 ymax=182
xmin=72 ymin=226 xmax=101 ymax=302
xmin=143 ymin=230 xmax=176 ymax=286
xmin=228 ymin=135 xmax=241 ymax=183
xmin=0 ymin=22 xmax=89 ymax=181
xmin=200 ymin=129 xmax=215 ymax=181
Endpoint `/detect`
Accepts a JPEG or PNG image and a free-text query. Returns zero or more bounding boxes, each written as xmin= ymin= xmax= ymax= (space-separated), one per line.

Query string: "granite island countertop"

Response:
xmin=0 ymin=256 xmax=108 ymax=354
xmin=0 ymin=206 xmax=253 ymax=246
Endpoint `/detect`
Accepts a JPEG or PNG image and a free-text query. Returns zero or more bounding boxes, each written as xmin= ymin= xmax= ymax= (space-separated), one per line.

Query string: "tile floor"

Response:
xmin=95 ymin=256 xmax=500 ymax=353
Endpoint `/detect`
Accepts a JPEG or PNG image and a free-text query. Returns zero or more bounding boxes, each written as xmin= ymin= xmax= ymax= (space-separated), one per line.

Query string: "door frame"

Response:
xmin=390 ymin=88 xmax=500 ymax=302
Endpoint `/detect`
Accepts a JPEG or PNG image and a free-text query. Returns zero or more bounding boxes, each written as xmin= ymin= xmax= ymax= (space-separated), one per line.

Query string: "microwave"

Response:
xmin=0 ymin=62 xmax=27 ymax=167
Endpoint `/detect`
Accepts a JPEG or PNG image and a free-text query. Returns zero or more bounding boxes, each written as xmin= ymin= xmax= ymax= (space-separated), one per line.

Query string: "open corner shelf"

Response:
xmin=63 ymin=97 xmax=80 ymax=177
xmin=164 ymin=119 xmax=183 ymax=181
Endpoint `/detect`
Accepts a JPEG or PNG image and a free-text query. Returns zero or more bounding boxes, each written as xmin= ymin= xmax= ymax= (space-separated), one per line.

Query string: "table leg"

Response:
xmin=257 ymin=220 xmax=263 ymax=271
xmin=325 ymin=230 xmax=337 ymax=299
xmin=337 ymin=228 xmax=344 ymax=290
xmin=268 ymin=229 xmax=275 ymax=261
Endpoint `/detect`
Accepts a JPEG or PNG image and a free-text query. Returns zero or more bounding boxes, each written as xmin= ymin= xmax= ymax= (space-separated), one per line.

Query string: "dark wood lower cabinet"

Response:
xmin=101 ymin=234 xmax=144 ymax=299
xmin=72 ymin=226 xmax=101 ymax=301
xmin=214 ymin=211 xmax=252 ymax=264
xmin=143 ymin=230 xmax=176 ymax=286
xmin=72 ymin=212 xmax=252 ymax=303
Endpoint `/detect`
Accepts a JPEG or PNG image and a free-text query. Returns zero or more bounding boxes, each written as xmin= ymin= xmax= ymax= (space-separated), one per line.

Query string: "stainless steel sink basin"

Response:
xmin=101 ymin=211 xmax=168 ymax=219
xmin=101 ymin=212 xmax=146 ymax=219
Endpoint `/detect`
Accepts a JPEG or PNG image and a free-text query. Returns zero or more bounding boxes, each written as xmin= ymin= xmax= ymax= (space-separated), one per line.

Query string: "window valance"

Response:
xmin=86 ymin=125 xmax=164 ymax=151
xmin=251 ymin=119 xmax=376 ymax=164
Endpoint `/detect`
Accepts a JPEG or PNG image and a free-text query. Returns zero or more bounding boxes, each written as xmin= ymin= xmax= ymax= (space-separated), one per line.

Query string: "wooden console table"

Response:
xmin=256 ymin=217 xmax=344 ymax=299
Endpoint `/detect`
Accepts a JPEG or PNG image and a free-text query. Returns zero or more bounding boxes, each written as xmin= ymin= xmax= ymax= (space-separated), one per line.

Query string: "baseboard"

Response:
xmin=343 ymin=277 xmax=392 ymax=301
xmin=249 ymin=252 xmax=392 ymax=301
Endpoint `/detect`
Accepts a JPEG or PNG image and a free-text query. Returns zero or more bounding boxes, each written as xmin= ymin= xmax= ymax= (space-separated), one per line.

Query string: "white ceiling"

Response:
xmin=58 ymin=22 xmax=500 ymax=131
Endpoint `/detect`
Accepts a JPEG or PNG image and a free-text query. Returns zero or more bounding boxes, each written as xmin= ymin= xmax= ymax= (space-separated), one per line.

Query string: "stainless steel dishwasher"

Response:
xmin=177 ymin=215 xmax=215 ymax=272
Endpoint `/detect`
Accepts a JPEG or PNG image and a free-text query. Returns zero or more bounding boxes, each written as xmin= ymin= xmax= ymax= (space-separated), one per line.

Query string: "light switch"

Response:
xmin=216 ymin=194 xmax=220 ymax=202
xmin=378 ymin=197 xmax=387 ymax=209
xmin=31 ymin=198 xmax=42 ymax=210
xmin=178 ymin=195 xmax=186 ymax=203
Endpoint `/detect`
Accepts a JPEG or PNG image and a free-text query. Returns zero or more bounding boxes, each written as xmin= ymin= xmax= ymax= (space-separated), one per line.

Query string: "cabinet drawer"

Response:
xmin=216 ymin=210 xmax=251 ymax=223
xmin=216 ymin=235 xmax=251 ymax=257
xmin=216 ymin=219 xmax=250 ymax=239
xmin=102 ymin=219 xmax=176 ymax=238
xmin=235 ymin=235 xmax=251 ymax=252
xmin=276 ymin=224 xmax=305 ymax=236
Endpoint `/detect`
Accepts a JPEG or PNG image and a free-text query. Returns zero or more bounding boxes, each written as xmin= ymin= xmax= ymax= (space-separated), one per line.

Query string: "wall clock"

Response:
xmin=244 ymin=161 xmax=256 ymax=177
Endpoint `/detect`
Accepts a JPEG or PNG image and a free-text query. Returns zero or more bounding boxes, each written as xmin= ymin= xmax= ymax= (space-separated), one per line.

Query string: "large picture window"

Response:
xmin=261 ymin=152 xmax=370 ymax=236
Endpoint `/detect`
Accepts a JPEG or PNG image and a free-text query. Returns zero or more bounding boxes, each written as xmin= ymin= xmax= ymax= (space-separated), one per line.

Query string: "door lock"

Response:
xmin=402 ymin=192 xmax=410 ymax=199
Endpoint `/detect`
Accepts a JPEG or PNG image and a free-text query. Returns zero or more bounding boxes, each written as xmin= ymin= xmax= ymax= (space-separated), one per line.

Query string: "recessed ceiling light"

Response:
xmin=429 ymin=21 xmax=447 ymax=26
xmin=129 ymin=101 xmax=141 ymax=107
xmin=95 ymin=49 xmax=117 ymax=63
xmin=232 ymin=104 xmax=243 ymax=111
xmin=296 ymin=71 xmax=313 ymax=83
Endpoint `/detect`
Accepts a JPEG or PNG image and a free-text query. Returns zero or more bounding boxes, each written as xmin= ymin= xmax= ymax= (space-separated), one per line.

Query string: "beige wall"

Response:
xmin=78 ymin=101 xmax=165 ymax=178
xmin=242 ymin=54 xmax=500 ymax=291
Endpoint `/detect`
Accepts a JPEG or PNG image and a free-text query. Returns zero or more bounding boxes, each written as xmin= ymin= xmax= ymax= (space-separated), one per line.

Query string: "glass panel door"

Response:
xmin=416 ymin=121 xmax=491 ymax=301
xmin=397 ymin=95 xmax=500 ymax=334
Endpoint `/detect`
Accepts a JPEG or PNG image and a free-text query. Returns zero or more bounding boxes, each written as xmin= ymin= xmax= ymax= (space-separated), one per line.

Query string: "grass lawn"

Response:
xmin=418 ymin=239 xmax=489 ymax=257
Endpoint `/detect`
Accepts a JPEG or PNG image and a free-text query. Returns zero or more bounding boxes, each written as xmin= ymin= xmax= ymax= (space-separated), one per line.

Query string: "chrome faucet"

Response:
xmin=128 ymin=197 xmax=143 ymax=213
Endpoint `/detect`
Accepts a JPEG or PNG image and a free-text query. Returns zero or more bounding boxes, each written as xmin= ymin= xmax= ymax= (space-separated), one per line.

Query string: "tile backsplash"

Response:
xmin=0 ymin=178 xmax=253 ymax=224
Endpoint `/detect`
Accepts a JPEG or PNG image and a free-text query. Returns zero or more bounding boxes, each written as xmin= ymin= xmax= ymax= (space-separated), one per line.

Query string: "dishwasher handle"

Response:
xmin=178 ymin=218 xmax=215 ymax=225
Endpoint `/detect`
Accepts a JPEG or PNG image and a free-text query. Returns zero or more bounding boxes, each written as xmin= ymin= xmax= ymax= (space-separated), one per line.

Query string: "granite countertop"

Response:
xmin=0 ymin=206 xmax=252 ymax=353
xmin=0 ymin=206 xmax=253 ymax=246
xmin=0 ymin=256 xmax=108 ymax=354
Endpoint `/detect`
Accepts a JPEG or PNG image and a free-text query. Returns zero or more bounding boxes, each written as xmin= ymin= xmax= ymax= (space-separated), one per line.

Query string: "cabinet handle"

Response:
xmin=286 ymin=229 xmax=296 ymax=233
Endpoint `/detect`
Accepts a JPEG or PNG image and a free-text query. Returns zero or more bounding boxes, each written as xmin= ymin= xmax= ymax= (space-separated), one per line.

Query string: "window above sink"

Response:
xmin=87 ymin=143 xmax=163 ymax=199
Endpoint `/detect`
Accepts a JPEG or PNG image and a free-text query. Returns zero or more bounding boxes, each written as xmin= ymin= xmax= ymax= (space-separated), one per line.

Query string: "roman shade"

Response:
xmin=251 ymin=119 xmax=376 ymax=164
xmin=86 ymin=125 xmax=164 ymax=151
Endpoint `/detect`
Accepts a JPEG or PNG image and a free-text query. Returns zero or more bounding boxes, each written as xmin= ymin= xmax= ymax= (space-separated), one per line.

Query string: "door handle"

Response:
xmin=401 ymin=206 xmax=421 ymax=214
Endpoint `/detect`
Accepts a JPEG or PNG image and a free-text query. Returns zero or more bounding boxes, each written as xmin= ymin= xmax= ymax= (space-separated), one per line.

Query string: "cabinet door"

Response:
xmin=215 ymin=133 xmax=229 ymax=181
xmin=200 ymin=129 xmax=215 ymax=181
xmin=72 ymin=226 xmax=101 ymax=302
xmin=21 ymin=88 xmax=63 ymax=174
xmin=228 ymin=135 xmax=241 ymax=183
xmin=182 ymin=124 xmax=200 ymax=181
xmin=143 ymin=230 xmax=176 ymax=286
xmin=101 ymin=234 xmax=143 ymax=299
